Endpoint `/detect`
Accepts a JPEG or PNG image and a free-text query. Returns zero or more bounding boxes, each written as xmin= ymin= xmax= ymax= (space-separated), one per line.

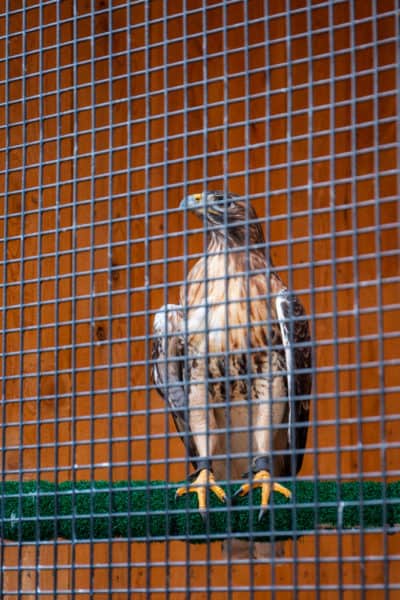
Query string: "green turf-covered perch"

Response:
xmin=1 ymin=480 xmax=399 ymax=543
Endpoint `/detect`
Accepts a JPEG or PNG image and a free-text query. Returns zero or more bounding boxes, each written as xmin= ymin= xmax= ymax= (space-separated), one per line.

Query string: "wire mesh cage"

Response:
xmin=0 ymin=0 xmax=399 ymax=597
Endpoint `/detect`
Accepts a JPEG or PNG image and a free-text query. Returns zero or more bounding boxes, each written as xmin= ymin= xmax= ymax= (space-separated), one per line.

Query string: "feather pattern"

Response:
xmin=152 ymin=304 xmax=199 ymax=467
xmin=151 ymin=192 xmax=312 ymax=557
xmin=275 ymin=289 xmax=311 ymax=474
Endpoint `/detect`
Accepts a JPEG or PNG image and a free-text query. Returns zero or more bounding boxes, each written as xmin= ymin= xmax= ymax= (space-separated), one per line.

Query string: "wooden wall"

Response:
xmin=0 ymin=0 xmax=399 ymax=597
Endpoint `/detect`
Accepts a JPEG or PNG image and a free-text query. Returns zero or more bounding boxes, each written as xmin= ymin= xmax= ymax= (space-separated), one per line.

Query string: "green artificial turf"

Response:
xmin=0 ymin=480 xmax=398 ymax=543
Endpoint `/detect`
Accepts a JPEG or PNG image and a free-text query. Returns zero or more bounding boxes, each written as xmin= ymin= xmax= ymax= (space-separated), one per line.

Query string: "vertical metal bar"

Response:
xmin=327 ymin=0 xmax=343 ymax=597
xmin=284 ymin=2 xmax=299 ymax=596
xmin=0 ymin=0 xmax=10 ymax=590
xmin=220 ymin=2 xmax=234 ymax=586
xmin=180 ymin=2 xmax=192 ymax=597
xmin=107 ymin=1 xmax=114 ymax=595
xmin=324 ymin=3 xmax=343 ymax=599
xmin=161 ymin=2 xmax=172 ymax=597
xmin=70 ymin=2 xmax=79 ymax=596
xmin=393 ymin=7 xmax=400 ymax=594
xmin=263 ymin=3 xmax=276 ymax=593
xmin=17 ymin=2 xmax=27 ymax=596
xmin=125 ymin=0 xmax=133 ymax=595
xmin=348 ymin=3 xmax=365 ymax=597
xmin=53 ymin=0 xmax=63 ymax=593
xmin=200 ymin=7 xmax=213 ymax=598
xmin=371 ymin=3 xmax=388 ymax=598
xmin=143 ymin=2 xmax=152 ymax=595
xmin=241 ymin=2 xmax=256 ymax=594
xmin=88 ymin=0 xmax=96 ymax=595
xmin=35 ymin=2 xmax=44 ymax=595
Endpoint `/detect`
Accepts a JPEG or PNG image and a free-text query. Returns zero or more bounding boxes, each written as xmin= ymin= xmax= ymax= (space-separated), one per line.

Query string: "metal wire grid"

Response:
xmin=0 ymin=0 xmax=399 ymax=597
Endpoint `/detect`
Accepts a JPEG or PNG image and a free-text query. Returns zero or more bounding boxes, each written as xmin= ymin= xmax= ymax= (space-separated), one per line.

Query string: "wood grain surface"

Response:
xmin=0 ymin=1 xmax=398 ymax=597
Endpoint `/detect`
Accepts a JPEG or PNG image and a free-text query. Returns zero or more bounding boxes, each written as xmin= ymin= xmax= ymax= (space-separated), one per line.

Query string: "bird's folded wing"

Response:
xmin=152 ymin=304 xmax=199 ymax=464
xmin=275 ymin=289 xmax=312 ymax=470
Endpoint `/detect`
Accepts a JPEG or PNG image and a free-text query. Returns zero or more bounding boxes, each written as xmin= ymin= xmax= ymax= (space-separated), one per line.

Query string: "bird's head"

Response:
xmin=180 ymin=190 xmax=265 ymax=246
xmin=180 ymin=191 xmax=241 ymax=225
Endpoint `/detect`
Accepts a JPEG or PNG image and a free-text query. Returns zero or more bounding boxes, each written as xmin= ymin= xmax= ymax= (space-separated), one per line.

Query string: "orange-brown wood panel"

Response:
xmin=1 ymin=1 xmax=75 ymax=595
xmin=0 ymin=0 xmax=398 ymax=597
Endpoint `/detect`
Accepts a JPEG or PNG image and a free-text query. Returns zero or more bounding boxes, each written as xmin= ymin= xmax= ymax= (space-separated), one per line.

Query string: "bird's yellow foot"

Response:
xmin=235 ymin=470 xmax=291 ymax=521
xmin=175 ymin=469 xmax=227 ymax=517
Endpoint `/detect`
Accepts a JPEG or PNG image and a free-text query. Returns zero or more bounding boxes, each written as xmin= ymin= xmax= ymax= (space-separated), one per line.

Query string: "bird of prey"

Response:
xmin=151 ymin=191 xmax=311 ymax=557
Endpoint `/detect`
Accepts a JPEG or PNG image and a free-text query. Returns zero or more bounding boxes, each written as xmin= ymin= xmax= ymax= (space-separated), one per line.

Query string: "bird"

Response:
xmin=151 ymin=191 xmax=312 ymax=558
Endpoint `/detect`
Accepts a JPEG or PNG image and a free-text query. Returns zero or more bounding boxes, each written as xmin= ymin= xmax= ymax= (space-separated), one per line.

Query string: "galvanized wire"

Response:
xmin=0 ymin=1 xmax=399 ymax=597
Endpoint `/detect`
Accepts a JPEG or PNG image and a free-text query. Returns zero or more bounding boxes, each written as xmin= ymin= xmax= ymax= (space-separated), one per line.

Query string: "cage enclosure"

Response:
xmin=0 ymin=0 xmax=399 ymax=597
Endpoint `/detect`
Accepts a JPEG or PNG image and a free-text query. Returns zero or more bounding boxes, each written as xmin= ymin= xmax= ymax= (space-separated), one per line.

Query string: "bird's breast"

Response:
xmin=183 ymin=253 xmax=279 ymax=353
xmin=186 ymin=304 xmax=274 ymax=356
xmin=186 ymin=303 xmax=232 ymax=353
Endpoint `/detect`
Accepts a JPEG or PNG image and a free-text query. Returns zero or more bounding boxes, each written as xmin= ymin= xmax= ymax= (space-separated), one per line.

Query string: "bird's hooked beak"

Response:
xmin=179 ymin=192 xmax=206 ymax=213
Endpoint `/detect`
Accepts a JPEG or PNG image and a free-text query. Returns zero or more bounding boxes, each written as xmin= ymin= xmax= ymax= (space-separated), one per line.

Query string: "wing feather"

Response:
xmin=275 ymin=289 xmax=312 ymax=475
xmin=151 ymin=304 xmax=199 ymax=468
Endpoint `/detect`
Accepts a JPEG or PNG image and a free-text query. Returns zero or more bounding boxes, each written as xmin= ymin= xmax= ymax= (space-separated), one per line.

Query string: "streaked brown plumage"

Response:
xmin=152 ymin=191 xmax=312 ymax=558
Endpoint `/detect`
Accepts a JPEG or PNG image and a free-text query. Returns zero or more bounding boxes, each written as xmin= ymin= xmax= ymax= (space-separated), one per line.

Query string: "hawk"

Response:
xmin=152 ymin=191 xmax=311 ymax=557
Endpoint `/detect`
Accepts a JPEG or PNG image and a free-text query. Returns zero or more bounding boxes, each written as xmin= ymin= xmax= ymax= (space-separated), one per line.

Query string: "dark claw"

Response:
xmin=258 ymin=507 xmax=268 ymax=522
xmin=232 ymin=486 xmax=244 ymax=500
xmin=199 ymin=509 xmax=207 ymax=523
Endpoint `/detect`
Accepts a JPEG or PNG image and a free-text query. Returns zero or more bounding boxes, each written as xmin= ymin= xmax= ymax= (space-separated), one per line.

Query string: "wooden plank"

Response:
xmin=0 ymin=0 xmax=398 ymax=596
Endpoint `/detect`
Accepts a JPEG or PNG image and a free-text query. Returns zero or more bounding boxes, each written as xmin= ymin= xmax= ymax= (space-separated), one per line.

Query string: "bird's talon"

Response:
xmin=234 ymin=470 xmax=291 ymax=512
xmin=273 ymin=482 xmax=292 ymax=499
xmin=210 ymin=485 xmax=228 ymax=504
xmin=175 ymin=469 xmax=227 ymax=513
